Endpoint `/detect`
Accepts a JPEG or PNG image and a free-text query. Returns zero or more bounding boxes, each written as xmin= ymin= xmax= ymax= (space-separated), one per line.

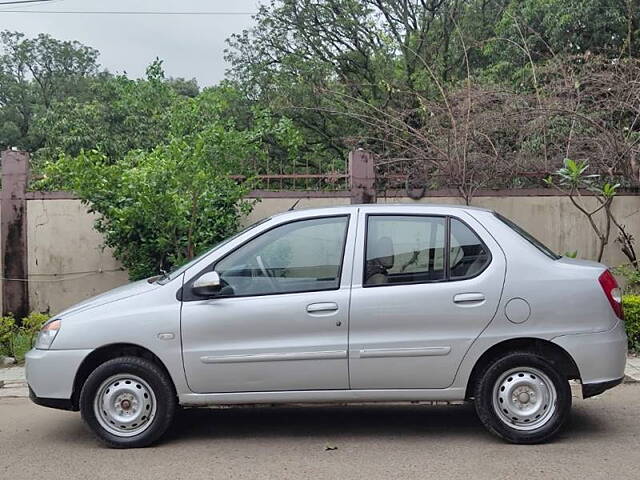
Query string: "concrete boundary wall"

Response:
xmin=28 ymin=199 xmax=129 ymax=315
xmin=3 ymin=149 xmax=640 ymax=316
xmin=25 ymin=194 xmax=640 ymax=315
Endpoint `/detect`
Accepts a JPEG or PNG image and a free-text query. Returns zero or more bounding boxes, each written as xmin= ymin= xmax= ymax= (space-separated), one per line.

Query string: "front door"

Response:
xmin=348 ymin=211 xmax=506 ymax=389
xmin=181 ymin=214 xmax=355 ymax=393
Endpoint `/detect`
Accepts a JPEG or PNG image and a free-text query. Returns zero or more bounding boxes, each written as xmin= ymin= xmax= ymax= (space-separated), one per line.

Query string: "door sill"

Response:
xmin=179 ymin=387 xmax=466 ymax=407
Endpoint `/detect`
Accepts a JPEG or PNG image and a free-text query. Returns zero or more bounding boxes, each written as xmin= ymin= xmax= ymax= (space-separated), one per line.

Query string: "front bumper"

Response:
xmin=552 ymin=320 xmax=627 ymax=394
xmin=25 ymin=347 xmax=92 ymax=404
xmin=29 ymin=386 xmax=75 ymax=411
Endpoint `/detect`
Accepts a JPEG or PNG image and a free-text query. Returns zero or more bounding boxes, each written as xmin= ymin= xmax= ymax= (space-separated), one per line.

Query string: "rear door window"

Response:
xmin=364 ymin=215 xmax=446 ymax=286
xmin=364 ymin=215 xmax=491 ymax=286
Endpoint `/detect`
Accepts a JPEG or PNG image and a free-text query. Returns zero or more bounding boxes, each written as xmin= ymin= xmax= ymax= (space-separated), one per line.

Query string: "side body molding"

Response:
xmin=200 ymin=350 xmax=348 ymax=364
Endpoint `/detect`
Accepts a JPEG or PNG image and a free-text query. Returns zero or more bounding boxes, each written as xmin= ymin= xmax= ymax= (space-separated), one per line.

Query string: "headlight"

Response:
xmin=35 ymin=319 xmax=61 ymax=350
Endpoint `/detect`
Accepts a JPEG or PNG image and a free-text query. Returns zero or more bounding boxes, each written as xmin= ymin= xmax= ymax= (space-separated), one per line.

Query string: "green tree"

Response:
xmin=545 ymin=158 xmax=620 ymax=261
xmin=38 ymin=88 xmax=306 ymax=280
xmin=485 ymin=0 xmax=639 ymax=85
xmin=33 ymin=60 xmax=177 ymax=167
xmin=225 ymin=0 xmax=640 ymax=167
xmin=166 ymin=76 xmax=200 ymax=98
xmin=224 ymin=0 xmax=518 ymax=168
xmin=0 ymin=30 xmax=99 ymax=151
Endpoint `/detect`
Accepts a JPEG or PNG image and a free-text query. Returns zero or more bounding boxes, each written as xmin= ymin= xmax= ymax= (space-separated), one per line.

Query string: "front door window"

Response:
xmin=215 ymin=216 xmax=349 ymax=297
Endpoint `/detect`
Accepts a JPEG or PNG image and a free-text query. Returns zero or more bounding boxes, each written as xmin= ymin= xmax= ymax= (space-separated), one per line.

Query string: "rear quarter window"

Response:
xmin=494 ymin=213 xmax=561 ymax=260
xmin=449 ymin=218 xmax=491 ymax=279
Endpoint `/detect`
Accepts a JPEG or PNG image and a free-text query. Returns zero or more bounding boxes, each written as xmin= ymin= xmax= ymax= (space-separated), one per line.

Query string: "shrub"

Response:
xmin=21 ymin=312 xmax=49 ymax=337
xmin=0 ymin=312 xmax=50 ymax=362
xmin=41 ymin=144 xmax=253 ymax=280
xmin=0 ymin=314 xmax=16 ymax=357
xmin=623 ymin=295 xmax=640 ymax=353
xmin=615 ymin=265 xmax=640 ymax=295
xmin=10 ymin=331 xmax=34 ymax=363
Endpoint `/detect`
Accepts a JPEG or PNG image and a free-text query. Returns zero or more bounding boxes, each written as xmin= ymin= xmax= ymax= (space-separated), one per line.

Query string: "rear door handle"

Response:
xmin=306 ymin=302 xmax=339 ymax=313
xmin=453 ymin=293 xmax=485 ymax=305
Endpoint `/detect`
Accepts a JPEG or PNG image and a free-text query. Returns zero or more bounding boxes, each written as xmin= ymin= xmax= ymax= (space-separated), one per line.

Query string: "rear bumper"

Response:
xmin=552 ymin=320 xmax=627 ymax=388
xmin=582 ymin=377 xmax=624 ymax=399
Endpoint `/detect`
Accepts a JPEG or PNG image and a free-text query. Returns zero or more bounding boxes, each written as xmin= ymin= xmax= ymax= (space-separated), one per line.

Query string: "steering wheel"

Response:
xmin=256 ymin=255 xmax=278 ymax=291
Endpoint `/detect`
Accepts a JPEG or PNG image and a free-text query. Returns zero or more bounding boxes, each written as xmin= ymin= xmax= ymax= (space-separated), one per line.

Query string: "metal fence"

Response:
xmin=230 ymin=153 xmax=350 ymax=192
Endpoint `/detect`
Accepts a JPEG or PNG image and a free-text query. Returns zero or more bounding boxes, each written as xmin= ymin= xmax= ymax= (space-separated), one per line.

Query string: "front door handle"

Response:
xmin=306 ymin=302 xmax=339 ymax=313
xmin=453 ymin=293 xmax=486 ymax=305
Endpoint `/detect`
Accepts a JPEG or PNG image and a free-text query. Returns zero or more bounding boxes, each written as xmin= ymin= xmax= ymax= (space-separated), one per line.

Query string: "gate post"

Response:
xmin=1 ymin=149 xmax=29 ymax=319
xmin=349 ymin=149 xmax=376 ymax=204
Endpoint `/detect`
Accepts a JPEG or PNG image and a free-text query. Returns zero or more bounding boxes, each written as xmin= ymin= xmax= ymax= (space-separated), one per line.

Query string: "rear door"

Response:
xmin=348 ymin=209 xmax=506 ymax=389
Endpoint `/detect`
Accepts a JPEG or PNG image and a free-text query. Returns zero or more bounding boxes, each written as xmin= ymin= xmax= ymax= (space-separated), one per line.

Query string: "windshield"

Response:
xmin=494 ymin=213 xmax=561 ymax=260
xmin=156 ymin=217 xmax=272 ymax=284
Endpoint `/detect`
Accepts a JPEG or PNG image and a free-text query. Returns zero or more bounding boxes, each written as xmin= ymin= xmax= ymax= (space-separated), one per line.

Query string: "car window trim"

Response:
xmin=361 ymin=213 xmax=492 ymax=288
xmin=178 ymin=214 xmax=351 ymax=302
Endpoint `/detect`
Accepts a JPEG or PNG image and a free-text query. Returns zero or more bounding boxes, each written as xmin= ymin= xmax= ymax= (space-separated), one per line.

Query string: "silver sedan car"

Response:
xmin=26 ymin=204 xmax=627 ymax=448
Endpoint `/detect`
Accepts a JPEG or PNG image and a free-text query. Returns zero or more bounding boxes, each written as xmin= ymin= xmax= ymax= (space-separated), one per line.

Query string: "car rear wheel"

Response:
xmin=474 ymin=352 xmax=572 ymax=444
xmin=79 ymin=356 xmax=176 ymax=448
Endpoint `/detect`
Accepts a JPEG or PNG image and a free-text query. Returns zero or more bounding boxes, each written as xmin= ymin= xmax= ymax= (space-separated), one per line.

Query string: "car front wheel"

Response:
xmin=79 ymin=356 xmax=176 ymax=448
xmin=474 ymin=352 xmax=572 ymax=444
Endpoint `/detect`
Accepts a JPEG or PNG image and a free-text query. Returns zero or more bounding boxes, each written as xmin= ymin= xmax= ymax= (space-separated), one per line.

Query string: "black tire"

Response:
xmin=79 ymin=356 xmax=176 ymax=448
xmin=474 ymin=351 xmax=572 ymax=444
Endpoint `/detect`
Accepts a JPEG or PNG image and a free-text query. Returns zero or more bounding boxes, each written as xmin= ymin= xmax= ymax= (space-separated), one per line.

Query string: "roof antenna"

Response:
xmin=288 ymin=199 xmax=302 ymax=211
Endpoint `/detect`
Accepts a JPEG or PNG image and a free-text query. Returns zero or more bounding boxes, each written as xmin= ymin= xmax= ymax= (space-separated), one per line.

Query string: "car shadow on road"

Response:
xmin=165 ymin=399 xmax=612 ymax=444
xmin=166 ymin=403 xmax=486 ymax=443
xmin=40 ymin=400 xmax=609 ymax=448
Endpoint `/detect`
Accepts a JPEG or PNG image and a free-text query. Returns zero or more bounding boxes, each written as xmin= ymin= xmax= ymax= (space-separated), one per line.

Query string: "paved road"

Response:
xmin=2 ymin=385 xmax=640 ymax=480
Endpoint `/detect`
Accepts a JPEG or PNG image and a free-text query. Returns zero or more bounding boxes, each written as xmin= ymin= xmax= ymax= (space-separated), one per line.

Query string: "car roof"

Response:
xmin=266 ymin=203 xmax=495 ymax=223
xmin=354 ymin=203 xmax=493 ymax=212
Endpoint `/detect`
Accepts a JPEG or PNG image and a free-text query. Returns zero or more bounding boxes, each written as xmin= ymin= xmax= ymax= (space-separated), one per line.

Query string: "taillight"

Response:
xmin=598 ymin=270 xmax=624 ymax=320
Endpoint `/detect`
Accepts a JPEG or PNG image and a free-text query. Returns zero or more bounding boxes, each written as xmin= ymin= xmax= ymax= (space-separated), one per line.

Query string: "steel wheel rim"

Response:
xmin=491 ymin=367 xmax=557 ymax=431
xmin=93 ymin=374 xmax=157 ymax=437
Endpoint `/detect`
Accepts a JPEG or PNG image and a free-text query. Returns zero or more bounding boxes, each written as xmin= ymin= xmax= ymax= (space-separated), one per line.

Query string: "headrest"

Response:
xmin=370 ymin=236 xmax=394 ymax=269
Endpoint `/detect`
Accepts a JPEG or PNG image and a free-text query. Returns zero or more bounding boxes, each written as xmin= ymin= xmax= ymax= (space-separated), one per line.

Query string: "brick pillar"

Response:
xmin=1 ymin=150 xmax=29 ymax=319
xmin=349 ymin=149 xmax=376 ymax=204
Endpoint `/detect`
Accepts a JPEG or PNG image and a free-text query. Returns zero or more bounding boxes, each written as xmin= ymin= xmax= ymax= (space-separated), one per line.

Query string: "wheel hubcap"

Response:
xmin=93 ymin=374 xmax=157 ymax=437
xmin=491 ymin=367 xmax=557 ymax=431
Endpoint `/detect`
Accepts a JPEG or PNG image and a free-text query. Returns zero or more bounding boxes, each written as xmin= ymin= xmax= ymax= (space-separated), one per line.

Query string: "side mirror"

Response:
xmin=192 ymin=271 xmax=221 ymax=297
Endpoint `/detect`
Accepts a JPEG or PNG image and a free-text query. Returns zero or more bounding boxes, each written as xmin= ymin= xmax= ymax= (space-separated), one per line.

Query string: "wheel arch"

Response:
xmin=71 ymin=343 xmax=175 ymax=411
xmin=464 ymin=337 xmax=580 ymax=400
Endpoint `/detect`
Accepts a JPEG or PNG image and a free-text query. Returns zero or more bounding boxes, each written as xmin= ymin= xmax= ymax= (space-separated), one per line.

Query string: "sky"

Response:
xmin=0 ymin=0 xmax=261 ymax=86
